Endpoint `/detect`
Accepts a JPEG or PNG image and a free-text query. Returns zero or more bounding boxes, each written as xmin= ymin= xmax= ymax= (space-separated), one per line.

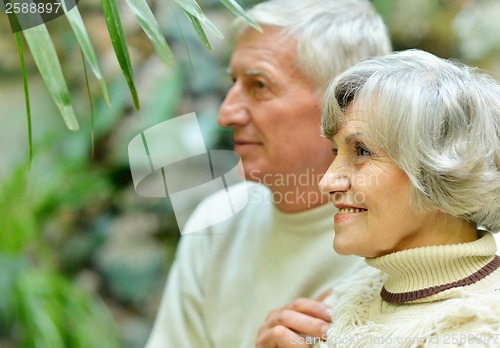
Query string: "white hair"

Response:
xmin=233 ymin=0 xmax=392 ymax=91
xmin=322 ymin=49 xmax=500 ymax=232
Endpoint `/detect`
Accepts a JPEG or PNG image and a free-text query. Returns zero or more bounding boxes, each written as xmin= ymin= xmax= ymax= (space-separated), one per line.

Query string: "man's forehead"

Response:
xmin=232 ymin=28 xmax=296 ymax=59
xmin=227 ymin=47 xmax=299 ymax=84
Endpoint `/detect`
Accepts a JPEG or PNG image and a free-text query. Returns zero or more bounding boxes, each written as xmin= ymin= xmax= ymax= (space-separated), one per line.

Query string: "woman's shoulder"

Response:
xmin=429 ymin=291 xmax=500 ymax=346
xmin=323 ymin=265 xmax=385 ymax=317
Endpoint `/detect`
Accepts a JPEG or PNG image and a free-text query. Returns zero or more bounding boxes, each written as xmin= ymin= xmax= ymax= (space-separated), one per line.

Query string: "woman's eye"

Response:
xmin=355 ymin=143 xmax=372 ymax=157
xmin=331 ymin=148 xmax=338 ymax=157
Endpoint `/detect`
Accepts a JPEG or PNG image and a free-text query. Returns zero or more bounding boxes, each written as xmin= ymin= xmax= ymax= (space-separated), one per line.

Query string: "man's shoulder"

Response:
xmin=195 ymin=181 xmax=270 ymax=211
xmin=182 ymin=182 xmax=272 ymax=234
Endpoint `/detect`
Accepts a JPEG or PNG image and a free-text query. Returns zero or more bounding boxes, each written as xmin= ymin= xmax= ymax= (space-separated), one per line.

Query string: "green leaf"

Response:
xmin=174 ymin=11 xmax=195 ymax=70
xmin=15 ymin=32 xmax=33 ymax=169
xmin=184 ymin=10 xmax=212 ymax=51
xmin=63 ymin=4 xmax=111 ymax=106
xmin=81 ymin=49 xmax=95 ymax=160
xmin=16 ymin=273 xmax=66 ymax=348
xmin=101 ymin=0 xmax=141 ymax=110
xmin=23 ymin=25 xmax=79 ymax=131
xmin=0 ymin=167 xmax=36 ymax=253
xmin=218 ymin=0 xmax=262 ymax=32
xmin=175 ymin=0 xmax=224 ymax=39
xmin=124 ymin=0 xmax=175 ymax=67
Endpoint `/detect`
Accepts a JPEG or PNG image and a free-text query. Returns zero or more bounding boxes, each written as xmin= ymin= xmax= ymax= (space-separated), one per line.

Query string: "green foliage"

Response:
xmin=218 ymin=0 xmax=261 ymax=31
xmin=183 ymin=10 xmax=214 ymax=51
xmin=0 ymin=135 xmax=118 ymax=346
xmin=175 ymin=0 xmax=224 ymax=51
xmin=0 ymin=254 xmax=120 ymax=348
xmin=0 ymin=168 xmax=36 ymax=254
xmin=15 ymin=31 xmax=32 ymax=169
xmin=4 ymin=0 xmax=258 ymax=166
xmin=101 ymin=0 xmax=140 ymax=110
xmin=64 ymin=4 xmax=111 ymax=106
xmin=23 ymin=25 xmax=79 ymax=131
xmin=124 ymin=0 xmax=175 ymax=67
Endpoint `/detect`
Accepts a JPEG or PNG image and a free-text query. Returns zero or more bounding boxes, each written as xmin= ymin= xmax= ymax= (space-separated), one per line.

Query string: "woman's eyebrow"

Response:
xmin=344 ymin=131 xmax=366 ymax=144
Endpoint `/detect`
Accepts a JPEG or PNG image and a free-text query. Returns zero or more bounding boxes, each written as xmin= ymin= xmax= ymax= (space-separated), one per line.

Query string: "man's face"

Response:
xmin=218 ymin=27 xmax=334 ymax=186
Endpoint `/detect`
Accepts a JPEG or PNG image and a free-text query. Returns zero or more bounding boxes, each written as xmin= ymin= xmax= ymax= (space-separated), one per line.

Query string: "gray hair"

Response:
xmin=322 ymin=49 xmax=500 ymax=232
xmin=233 ymin=0 xmax=392 ymax=91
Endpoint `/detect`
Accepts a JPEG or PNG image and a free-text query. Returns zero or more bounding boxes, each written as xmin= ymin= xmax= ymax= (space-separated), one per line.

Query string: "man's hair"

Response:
xmin=322 ymin=49 xmax=500 ymax=231
xmin=233 ymin=0 xmax=392 ymax=92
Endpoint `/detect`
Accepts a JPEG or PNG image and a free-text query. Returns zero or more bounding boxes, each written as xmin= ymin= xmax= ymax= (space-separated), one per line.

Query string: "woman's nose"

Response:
xmin=319 ymin=160 xmax=351 ymax=195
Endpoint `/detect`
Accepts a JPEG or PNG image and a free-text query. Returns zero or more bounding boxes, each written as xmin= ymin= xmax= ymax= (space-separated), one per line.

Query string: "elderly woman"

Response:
xmin=312 ymin=49 xmax=500 ymax=347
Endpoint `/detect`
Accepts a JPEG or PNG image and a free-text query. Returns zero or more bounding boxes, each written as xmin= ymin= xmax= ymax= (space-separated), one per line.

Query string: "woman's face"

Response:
xmin=319 ymin=105 xmax=445 ymax=258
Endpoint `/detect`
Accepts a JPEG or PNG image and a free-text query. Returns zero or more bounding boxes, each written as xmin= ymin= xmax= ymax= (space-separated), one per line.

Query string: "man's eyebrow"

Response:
xmin=226 ymin=67 xmax=276 ymax=84
xmin=244 ymin=69 xmax=275 ymax=82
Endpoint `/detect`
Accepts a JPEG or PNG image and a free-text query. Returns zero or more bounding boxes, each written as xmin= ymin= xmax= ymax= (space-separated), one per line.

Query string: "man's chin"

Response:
xmin=240 ymin=164 xmax=269 ymax=184
xmin=233 ymin=143 xmax=262 ymax=156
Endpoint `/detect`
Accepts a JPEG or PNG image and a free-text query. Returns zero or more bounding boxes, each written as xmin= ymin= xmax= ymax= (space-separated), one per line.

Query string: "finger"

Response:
xmin=271 ymin=308 xmax=330 ymax=339
xmin=285 ymin=298 xmax=332 ymax=323
xmin=315 ymin=289 xmax=333 ymax=302
xmin=256 ymin=325 xmax=312 ymax=348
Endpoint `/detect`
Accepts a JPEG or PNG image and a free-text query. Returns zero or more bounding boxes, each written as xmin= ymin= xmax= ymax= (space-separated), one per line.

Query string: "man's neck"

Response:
xmin=267 ymin=184 xmax=330 ymax=213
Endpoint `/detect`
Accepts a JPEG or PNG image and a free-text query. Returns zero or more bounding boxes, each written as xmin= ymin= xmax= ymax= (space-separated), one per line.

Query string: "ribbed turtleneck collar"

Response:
xmin=366 ymin=232 xmax=499 ymax=303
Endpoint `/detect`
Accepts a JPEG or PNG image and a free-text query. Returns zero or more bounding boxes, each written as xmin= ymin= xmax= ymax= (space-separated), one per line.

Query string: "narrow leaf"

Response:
xmin=184 ymin=10 xmax=212 ymax=51
xmin=23 ymin=25 xmax=79 ymax=131
xmin=81 ymin=49 xmax=95 ymax=159
xmin=101 ymin=0 xmax=140 ymax=110
xmin=175 ymin=0 xmax=224 ymax=39
xmin=174 ymin=11 xmax=195 ymax=70
xmin=15 ymin=32 xmax=32 ymax=169
xmin=124 ymin=0 xmax=175 ymax=67
xmin=63 ymin=4 xmax=111 ymax=106
xmin=218 ymin=0 xmax=262 ymax=32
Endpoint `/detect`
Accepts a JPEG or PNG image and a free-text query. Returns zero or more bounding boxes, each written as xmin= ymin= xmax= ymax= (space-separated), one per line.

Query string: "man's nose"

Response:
xmin=218 ymin=82 xmax=251 ymax=128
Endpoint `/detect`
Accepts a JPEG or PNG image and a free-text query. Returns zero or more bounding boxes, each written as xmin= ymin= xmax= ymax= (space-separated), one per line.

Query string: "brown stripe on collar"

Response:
xmin=380 ymin=255 xmax=500 ymax=304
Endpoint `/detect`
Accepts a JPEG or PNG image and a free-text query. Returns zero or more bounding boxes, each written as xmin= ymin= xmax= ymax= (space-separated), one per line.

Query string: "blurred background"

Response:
xmin=0 ymin=0 xmax=499 ymax=347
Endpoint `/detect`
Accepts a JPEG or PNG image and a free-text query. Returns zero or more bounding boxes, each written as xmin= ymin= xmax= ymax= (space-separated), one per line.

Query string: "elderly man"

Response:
xmin=145 ymin=1 xmax=391 ymax=347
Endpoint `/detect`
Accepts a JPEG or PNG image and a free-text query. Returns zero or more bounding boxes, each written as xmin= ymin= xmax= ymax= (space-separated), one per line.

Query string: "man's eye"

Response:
xmin=249 ymin=79 xmax=273 ymax=100
xmin=255 ymin=80 xmax=266 ymax=89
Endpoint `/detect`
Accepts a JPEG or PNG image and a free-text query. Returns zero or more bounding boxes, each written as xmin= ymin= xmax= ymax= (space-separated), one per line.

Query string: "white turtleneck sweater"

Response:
xmin=319 ymin=232 xmax=500 ymax=348
xmin=145 ymin=182 xmax=363 ymax=348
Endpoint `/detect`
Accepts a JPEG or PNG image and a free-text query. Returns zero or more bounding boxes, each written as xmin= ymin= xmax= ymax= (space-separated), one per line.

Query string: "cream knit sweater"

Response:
xmin=319 ymin=232 xmax=500 ymax=348
xmin=145 ymin=182 xmax=363 ymax=348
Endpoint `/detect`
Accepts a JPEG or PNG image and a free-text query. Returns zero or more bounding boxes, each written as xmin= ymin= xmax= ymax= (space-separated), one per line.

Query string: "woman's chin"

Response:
xmin=333 ymin=239 xmax=356 ymax=256
xmin=333 ymin=238 xmax=375 ymax=258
